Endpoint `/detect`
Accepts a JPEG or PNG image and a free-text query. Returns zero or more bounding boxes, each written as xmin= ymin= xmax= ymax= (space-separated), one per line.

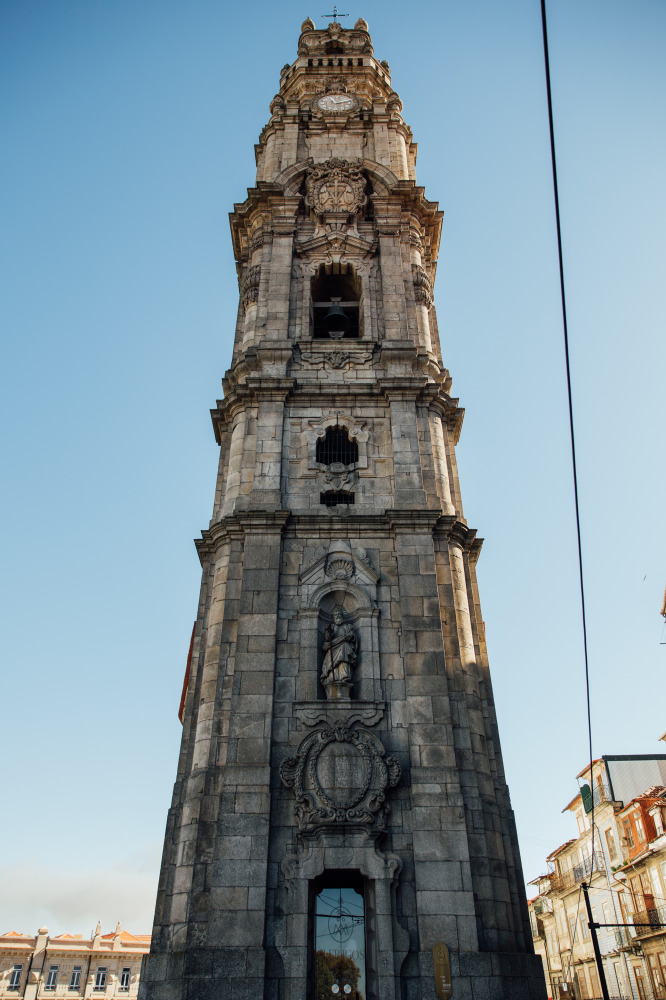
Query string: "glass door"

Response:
xmin=315 ymin=885 xmax=366 ymax=1000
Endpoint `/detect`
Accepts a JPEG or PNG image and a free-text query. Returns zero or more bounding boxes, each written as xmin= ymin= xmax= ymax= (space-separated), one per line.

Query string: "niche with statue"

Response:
xmin=294 ymin=540 xmax=382 ymax=705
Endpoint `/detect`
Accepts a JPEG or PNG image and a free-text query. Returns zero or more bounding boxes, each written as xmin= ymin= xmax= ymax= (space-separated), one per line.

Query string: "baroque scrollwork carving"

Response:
xmin=412 ymin=263 xmax=433 ymax=308
xmin=279 ymin=723 xmax=401 ymax=834
xmin=319 ymin=464 xmax=358 ymax=495
xmin=293 ymin=346 xmax=376 ymax=373
xmin=305 ymin=158 xmax=367 ymax=221
xmin=240 ymin=264 xmax=261 ymax=310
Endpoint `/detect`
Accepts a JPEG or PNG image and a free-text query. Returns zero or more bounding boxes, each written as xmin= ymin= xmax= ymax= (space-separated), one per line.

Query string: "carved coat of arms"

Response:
xmin=305 ymin=158 xmax=367 ymax=220
xmin=279 ymin=722 xmax=401 ymax=834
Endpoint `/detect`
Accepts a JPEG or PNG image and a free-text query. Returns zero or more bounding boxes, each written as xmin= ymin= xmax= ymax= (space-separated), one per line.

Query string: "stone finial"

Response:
xmin=301 ymin=17 xmax=315 ymax=32
xmin=354 ymin=17 xmax=369 ymax=31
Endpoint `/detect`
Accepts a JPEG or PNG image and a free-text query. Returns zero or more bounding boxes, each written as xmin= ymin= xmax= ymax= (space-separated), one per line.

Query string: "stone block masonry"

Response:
xmin=140 ymin=15 xmax=546 ymax=1000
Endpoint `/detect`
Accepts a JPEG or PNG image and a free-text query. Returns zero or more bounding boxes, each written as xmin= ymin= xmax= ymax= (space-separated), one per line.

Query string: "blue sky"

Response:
xmin=1 ymin=0 xmax=664 ymax=934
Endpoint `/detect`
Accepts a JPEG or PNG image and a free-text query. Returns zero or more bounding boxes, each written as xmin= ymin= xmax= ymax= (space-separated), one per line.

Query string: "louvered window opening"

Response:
xmin=316 ymin=427 xmax=358 ymax=466
xmin=320 ymin=491 xmax=355 ymax=507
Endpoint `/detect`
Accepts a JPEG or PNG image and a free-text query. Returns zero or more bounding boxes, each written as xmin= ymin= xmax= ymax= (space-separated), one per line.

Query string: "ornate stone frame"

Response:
xmin=305 ymin=415 xmax=370 ymax=471
xmin=275 ymin=837 xmax=409 ymax=1000
xmin=279 ymin=722 xmax=401 ymax=833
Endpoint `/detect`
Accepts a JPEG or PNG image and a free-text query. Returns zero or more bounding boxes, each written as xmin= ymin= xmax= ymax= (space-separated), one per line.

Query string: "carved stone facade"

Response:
xmin=140 ymin=18 xmax=546 ymax=1000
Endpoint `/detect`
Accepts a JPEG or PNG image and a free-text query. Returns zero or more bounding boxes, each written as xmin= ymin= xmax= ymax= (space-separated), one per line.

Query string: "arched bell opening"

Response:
xmin=312 ymin=263 xmax=362 ymax=339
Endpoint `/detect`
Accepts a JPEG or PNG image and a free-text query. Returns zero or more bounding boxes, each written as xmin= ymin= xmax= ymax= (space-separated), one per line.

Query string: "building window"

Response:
xmin=634 ymin=967 xmax=648 ymax=1000
xmin=568 ymin=913 xmax=577 ymax=946
xmin=657 ymin=952 xmax=666 ymax=992
xmin=612 ymin=963 xmax=623 ymax=997
xmin=649 ymin=954 xmax=662 ymax=993
xmin=69 ymin=966 xmax=82 ymax=990
xmin=579 ymin=914 xmax=589 ymax=940
xmin=45 ymin=966 xmax=59 ymax=990
xmin=94 ymin=967 xmax=107 ymax=990
xmin=312 ymin=877 xmax=367 ymax=1000
xmin=575 ymin=968 xmax=589 ymax=999
xmin=604 ymin=826 xmax=618 ymax=861
xmin=8 ymin=965 xmax=23 ymax=990
xmin=119 ymin=968 xmax=131 ymax=991
xmin=316 ymin=426 xmax=358 ymax=467
xmin=635 ymin=814 xmax=646 ymax=842
xmin=623 ymin=819 xmax=635 ymax=848
xmin=588 ymin=966 xmax=601 ymax=998
xmin=618 ymin=891 xmax=630 ymax=921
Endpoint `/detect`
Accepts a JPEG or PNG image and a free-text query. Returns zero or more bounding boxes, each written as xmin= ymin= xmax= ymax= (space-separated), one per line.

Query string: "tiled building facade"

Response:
xmin=528 ymin=754 xmax=666 ymax=999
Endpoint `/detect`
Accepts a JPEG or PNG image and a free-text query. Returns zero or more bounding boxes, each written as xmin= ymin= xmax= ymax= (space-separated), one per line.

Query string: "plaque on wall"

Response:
xmin=432 ymin=942 xmax=452 ymax=1000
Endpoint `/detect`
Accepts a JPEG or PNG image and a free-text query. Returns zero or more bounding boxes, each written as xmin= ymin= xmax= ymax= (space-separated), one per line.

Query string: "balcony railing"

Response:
xmin=591 ymin=783 xmax=612 ymax=807
xmin=551 ymin=854 xmax=604 ymax=893
xmin=632 ymin=904 xmax=666 ymax=939
xmin=573 ymin=852 xmax=604 ymax=882
xmin=550 ymin=868 xmax=577 ymax=892
xmin=534 ymin=898 xmax=553 ymax=915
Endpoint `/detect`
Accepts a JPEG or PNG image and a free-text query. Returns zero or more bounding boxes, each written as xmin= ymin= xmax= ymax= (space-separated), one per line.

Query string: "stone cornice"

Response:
xmin=234 ymin=510 xmax=291 ymax=533
xmin=385 ymin=510 xmax=441 ymax=533
xmin=223 ymin=345 xmax=294 ymax=393
xmin=417 ymin=383 xmax=465 ymax=441
xmin=210 ymin=386 xmax=253 ymax=444
xmin=210 ymin=378 xmax=295 ymax=442
xmin=197 ymin=511 xmax=484 ymax=564
xmin=245 ymin=376 xmax=295 ymax=401
xmin=230 ymin=191 xmax=301 ymax=265
xmin=196 ymin=511 xmax=291 ymax=563
xmin=378 ymin=376 xmax=429 ymax=401
xmin=432 ymin=516 xmax=481 ymax=553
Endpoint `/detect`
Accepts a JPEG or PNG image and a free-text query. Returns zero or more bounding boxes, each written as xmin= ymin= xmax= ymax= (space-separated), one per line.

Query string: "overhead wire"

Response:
xmin=539 ymin=0 xmax=595 ymax=833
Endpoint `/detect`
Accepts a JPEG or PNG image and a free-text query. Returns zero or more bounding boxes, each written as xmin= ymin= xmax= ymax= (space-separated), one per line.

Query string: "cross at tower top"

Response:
xmin=321 ymin=6 xmax=348 ymax=22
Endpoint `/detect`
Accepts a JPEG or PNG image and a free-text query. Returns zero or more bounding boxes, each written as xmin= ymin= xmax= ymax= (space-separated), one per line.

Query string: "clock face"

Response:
xmin=317 ymin=93 xmax=355 ymax=113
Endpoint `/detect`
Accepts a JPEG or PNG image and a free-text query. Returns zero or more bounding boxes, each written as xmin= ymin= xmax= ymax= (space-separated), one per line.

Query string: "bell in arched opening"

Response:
xmin=312 ymin=263 xmax=361 ymax=339
xmin=320 ymin=298 xmax=351 ymax=339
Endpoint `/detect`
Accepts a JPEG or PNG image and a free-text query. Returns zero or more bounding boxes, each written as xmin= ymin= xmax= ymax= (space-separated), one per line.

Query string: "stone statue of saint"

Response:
xmin=321 ymin=610 xmax=357 ymax=699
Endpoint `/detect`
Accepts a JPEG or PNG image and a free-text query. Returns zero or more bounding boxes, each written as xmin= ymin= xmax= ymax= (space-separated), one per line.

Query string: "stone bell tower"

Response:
xmin=140 ymin=17 xmax=546 ymax=1000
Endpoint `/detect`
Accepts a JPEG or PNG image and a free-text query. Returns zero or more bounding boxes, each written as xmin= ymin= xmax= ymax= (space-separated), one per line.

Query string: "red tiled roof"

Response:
xmin=100 ymin=931 xmax=151 ymax=942
xmin=546 ymin=840 xmax=576 ymax=862
xmin=576 ymin=760 xmax=603 ymax=780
